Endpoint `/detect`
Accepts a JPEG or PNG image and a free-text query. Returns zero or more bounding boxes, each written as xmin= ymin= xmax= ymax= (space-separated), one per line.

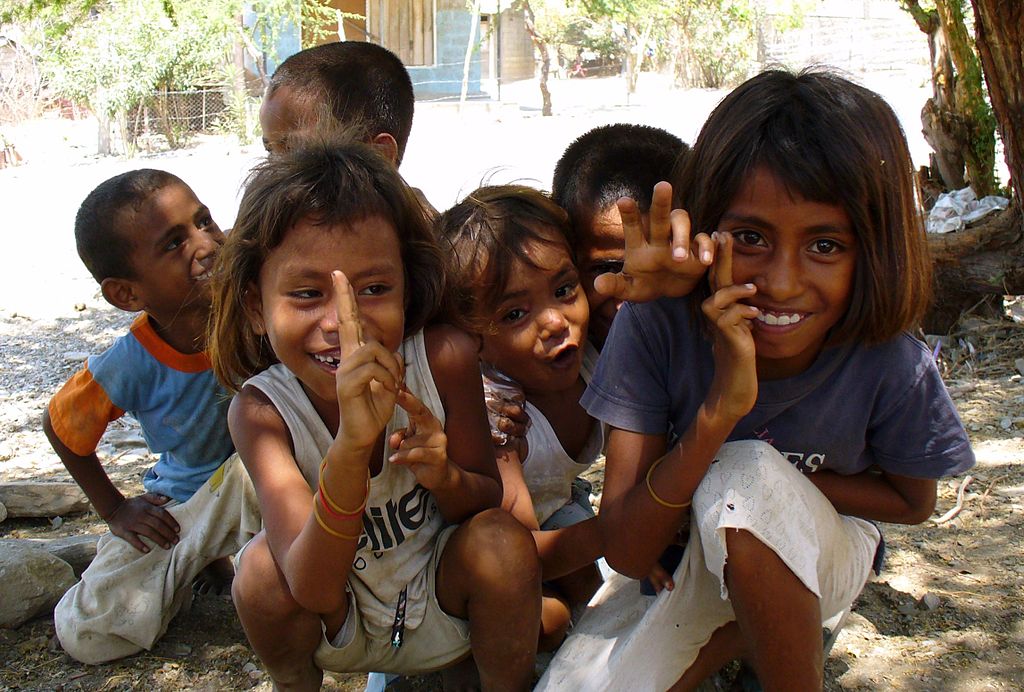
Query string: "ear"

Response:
xmin=242 ymin=284 xmax=266 ymax=335
xmin=370 ymin=132 xmax=400 ymax=166
xmin=100 ymin=277 xmax=145 ymax=313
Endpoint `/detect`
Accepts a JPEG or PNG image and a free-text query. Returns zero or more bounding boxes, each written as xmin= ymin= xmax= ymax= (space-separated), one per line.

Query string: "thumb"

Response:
xmin=594 ymin=271 xmax=632 ymax=300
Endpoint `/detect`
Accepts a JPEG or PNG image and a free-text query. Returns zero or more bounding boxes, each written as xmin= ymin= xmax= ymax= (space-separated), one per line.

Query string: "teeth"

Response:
xmin=313 ymin=353 xmax=340 ymax=367
xmin=195 ymin=271 xmax=212 ymax=281
xmin=756 ymin=311 xmax=803 ymax=326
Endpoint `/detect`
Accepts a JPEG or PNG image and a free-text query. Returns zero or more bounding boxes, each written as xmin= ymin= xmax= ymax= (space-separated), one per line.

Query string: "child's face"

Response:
xmin=478 ymin=230 xmax=589 ymax=397
xmin=259 ymin=85 xmax=315 ymax=155
xmin=578 ymin=204 xmax=626 ymax=349
xmin=123 ymin=182 xmax=224 ymax=322
xmin=718 ymin=167 xmax=857 ymax=380
xmin=248 ymin=215 xmax=406 ymax=414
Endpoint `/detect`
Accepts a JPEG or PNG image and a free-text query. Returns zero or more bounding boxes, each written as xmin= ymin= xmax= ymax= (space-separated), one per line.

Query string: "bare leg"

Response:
xmin=436 ymin=508 xmax=542 ymax=691
xmin=539 ymin=589 xmax=571 ymax=652
xmin=232 ymin=532 xmax=324 ymax=691
xmin=724 ymin=528 xmax=822 ymax=691
xmin=667 ymin=621 xmax=745 ymax=692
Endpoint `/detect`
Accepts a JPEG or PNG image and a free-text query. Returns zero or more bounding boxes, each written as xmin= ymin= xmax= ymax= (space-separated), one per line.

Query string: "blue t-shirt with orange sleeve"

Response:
xmin=48 ymin=314 xmax=234 ymax=502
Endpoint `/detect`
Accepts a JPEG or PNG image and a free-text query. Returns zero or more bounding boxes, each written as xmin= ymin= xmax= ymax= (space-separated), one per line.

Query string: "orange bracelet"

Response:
xmin=318 ymin=488 xmax=365 ymax=521
xmin=313 ymin=502 xmax=362 ymax=541
xmin=645 ymin=456 xmax=692 ymax=509
xmin=319 ymin=458 xmax=370 ymax=516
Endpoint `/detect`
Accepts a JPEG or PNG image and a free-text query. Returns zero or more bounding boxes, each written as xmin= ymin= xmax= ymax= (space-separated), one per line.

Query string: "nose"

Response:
xmin=192 ymin=226 xmax=222 ymax=261
xmin=537 ymin=306 xmax=570 ymax=342
xmin=753 ymin=248 xmax=801 ymax=302
xmin=318 ymin=304 xmax=340 ymax=344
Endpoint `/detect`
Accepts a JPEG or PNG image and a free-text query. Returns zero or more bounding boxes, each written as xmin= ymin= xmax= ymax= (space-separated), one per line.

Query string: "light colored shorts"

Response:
xmin=537 ymin=440 xmax=881 ymax=691
xmin=313 ymin=524 xmax=471 ymax=675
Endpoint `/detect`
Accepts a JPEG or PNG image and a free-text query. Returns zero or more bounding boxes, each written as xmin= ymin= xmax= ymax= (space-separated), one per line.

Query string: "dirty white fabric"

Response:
xmin=54 ymin=455 xmax=260 ymax=663
xmin=537 ymin=440 xmax=880 ymax=691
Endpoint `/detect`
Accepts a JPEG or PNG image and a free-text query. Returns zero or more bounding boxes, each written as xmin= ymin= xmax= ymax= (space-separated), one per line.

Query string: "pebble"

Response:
xmin=62 ymin=351 xmax=90 ymax=362
xmin=918 ymin=592 xmax=941 ymax=611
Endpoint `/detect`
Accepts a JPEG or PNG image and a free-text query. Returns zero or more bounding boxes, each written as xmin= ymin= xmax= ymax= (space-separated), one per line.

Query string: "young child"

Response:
xmin=436 ymin=185 xmax=605 ymax=650
xmin=210 ymin=140 xmax=541 ymax=689
xmin=552 ymin=123 xmax=688 ymax=348
xmin=539 ymin=69 xmax=975 ymax=690
xmin=45 ymin=169 xmax=259 ymax=664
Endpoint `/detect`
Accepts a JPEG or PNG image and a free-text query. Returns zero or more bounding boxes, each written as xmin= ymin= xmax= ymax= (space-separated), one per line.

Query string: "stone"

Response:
xmin=918 ymin=592 xmax=941 ymax=611
xmin=62 ymin=351 xmax=90 ymax=363
xmin=0 ymin=501 xmax=6 ymax=523
xmin=24 ymin=535 xmax=100 ymax=577
xmin=0 ymin=482 xmax=91 ymax=518
xmin=0 ymin=540 xmax=76 ymax=628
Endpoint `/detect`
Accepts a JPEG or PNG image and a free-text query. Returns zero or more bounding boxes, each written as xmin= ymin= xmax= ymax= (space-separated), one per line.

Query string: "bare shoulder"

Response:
xmin=228 ymin=384 xmax=290 ymax=448
xmin=422 ymin=324 xmax=481 ymax=381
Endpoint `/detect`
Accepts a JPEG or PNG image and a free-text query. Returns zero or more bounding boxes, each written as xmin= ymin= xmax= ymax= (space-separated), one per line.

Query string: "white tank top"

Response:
xmin=245 ymin=331 xmax=444 ymax=638
xmin=523 ymin=342 xmax=605 ymax=524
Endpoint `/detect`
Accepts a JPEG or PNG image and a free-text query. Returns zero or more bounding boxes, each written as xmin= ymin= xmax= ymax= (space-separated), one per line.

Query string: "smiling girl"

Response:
xmin=210 ymin=142 xmax=540 ymax=690
xmin=539 ymin=69 xmax=975 ymax=691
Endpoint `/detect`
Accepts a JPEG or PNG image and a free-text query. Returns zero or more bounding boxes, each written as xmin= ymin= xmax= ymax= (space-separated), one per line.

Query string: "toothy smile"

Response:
xmin=755 ymin=311 xmax=805 ymax=326
xmin=313 ymin=353 xmax=340 ymax=367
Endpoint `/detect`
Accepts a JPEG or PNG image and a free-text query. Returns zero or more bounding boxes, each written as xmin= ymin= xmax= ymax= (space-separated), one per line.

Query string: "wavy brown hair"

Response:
xmin=210 ymin=137 xmax=444 ymax=391
xmin=676 ymin=68 xmax=931 ymax=345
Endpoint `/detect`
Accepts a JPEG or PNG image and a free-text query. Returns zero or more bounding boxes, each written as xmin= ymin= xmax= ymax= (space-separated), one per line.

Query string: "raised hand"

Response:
xmin=332 ymin=270 xmax=404 ymax=451
xmin=593 ymin=181 xmax=715 ymax=303
xmin=700 ymin=232 xmax=759 ymax=422
xmin=106 ymin=493 xmax=180 ymax=553
xmin=389 ymin=388 xmax=452 ymax=491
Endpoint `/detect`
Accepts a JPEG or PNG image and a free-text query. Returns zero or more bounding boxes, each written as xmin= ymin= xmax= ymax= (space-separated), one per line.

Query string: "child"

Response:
xmin=210 ymin=140 xmax=541 ymax=689
xmin=552 ymin=123 xmax=688 ymax=348
xmin=436 ymin=185 xmax=605 ymax=649
xmin=539 ymin=69 xmax=975 ymax=690
xmin=45 ymin=169 xmax=259 ymax=664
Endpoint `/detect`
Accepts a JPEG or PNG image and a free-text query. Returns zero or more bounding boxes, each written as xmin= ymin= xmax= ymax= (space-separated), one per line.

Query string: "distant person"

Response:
xmin=540 ymin=69 xmax=975 ymax=690
xmin=210 ymin=140 xmax=541 ymax=690
xmin=47 ymin=169 xmax=259 ymax=664
xmin=552 ymin=123 xmax=688 ymax=348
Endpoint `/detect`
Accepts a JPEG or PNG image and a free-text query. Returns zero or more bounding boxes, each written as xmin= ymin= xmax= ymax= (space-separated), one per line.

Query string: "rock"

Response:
xmin=0 ymin=482 xmax=91 ymax=518
xmin=918 ymin=592 xmax=942 ymax=611
xmin=62 ymin=351 xmax=90 ymax=363
xmin=0 ymin=501 xmax=6 ymax=523
xmin=1015 ymin=358 xmax=1024 ymax=377
xmin=23 ymin=535 xmax=100 ymax=577
xmin=73 ymin=303 xmax=86 ymax=312
xmin=0 ymin=540 xmax=76 ymax=628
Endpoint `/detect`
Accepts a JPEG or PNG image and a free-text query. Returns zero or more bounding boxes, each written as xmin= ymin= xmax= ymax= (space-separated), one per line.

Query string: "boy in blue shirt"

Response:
xmin=44 ymin=169 xmax=259 ymax=664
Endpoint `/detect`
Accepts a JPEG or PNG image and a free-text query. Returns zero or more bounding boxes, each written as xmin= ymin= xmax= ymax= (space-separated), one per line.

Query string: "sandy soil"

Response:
xmin=2 ymin=73 xmax=1021 ymax=691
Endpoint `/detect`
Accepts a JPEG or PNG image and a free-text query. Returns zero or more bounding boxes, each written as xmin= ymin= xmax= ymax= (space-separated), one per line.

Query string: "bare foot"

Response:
xmin=193 ymin=556 xmax=235 ymax=596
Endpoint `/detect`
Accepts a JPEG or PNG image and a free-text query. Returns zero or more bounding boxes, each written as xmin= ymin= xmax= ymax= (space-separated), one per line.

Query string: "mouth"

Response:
xmin=547 ymin=344 xmax=580 ymax=370
xmin=311 ymin=351 xmax=341 ymax=371
xmin=753 ymin=309 xmax=807 ymax=327
xmin=192 ymin=256 xmax=217 ymax=282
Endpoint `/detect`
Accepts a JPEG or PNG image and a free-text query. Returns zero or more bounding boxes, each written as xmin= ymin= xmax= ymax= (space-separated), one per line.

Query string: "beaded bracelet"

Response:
xmin=318 ymin=458 xmax=370 ymax=516
xmin=313 ymin=502 xmax=362 ymax=541
xmin=645 ymin=456 xmax=692 ymax=509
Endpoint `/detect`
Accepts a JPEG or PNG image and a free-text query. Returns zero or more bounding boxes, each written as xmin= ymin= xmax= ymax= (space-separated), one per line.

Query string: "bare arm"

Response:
xmin=808 ymin=469 xmax=937 ymax=524
xmin=43 ymin=407 xmax=179 ymax=552
xmin=532 ymin=517 xmax=604 ymax=581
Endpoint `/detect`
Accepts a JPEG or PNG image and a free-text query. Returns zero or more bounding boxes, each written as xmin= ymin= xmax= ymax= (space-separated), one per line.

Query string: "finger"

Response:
xmin=389 ymin=429 xmax=408 ymax=451
xmin=709 ymin=232 xmax=735 ymax=291
xmin=669 ymin=208 xmax=691 ymax=261
xmin=616 ymin=196 xmax=644 ymax=252
xmin=115 ymin=528 xmax=150 ymax=553
xmin=396 ymin=388 xmax=441 ymax=432
xmin=648 ymin=562 xmax=674 ymax=593
xmin=593 ymin=271 xmax=631 ymax=300
xmin=137 ymin=516 xmax=179 ymax=549
xmin=692 ymin=232 xmax=715 ymax=266
xmin=333 ymin=270 xmax=364 ymax=358
xmin=340 ymin=360 xmax=401 ymax=395
xmin=707 ymin=283 xmax=757 ymax=313
xmin=141 ymin=492 xmax=172 ymax=507
xmin=390 ymin=446 xmax=443 ymax=466
xmin=648 ymin=181 xmax=674 ymax=246
xmin=716 ymin=302 xmax=760 ymax=330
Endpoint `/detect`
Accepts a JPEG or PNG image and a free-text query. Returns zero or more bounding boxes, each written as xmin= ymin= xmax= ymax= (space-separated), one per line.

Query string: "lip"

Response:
xmin=546 ymin=343 xmax=581 ymax=371
xmin=310 ymin=349 xmax=341 ymax=373
xmin=192 ymin=255 xmax=217 ymax=282
xmin=749 ymin=306 xmax=810 ymax=330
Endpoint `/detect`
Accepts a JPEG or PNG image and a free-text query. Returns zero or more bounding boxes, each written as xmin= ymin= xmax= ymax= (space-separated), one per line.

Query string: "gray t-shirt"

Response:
xmin=581 ymin=297 xmax=974 ymax=479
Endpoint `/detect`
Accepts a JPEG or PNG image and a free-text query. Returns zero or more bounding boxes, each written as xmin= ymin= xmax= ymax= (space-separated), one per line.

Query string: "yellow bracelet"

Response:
xmin=319 ymin=458 xmax=370 ymax=515
xmin=645 ymin=457 xmax=692 ymax=509
xmin=313 ymin=502 xmax=363 ymax=541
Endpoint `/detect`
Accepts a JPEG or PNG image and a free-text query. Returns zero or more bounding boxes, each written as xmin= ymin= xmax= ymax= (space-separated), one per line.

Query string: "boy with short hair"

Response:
xmin=552 ymin=124 xmax=688 ymax=348
xmin=46 ymin=169 xmax=259 ymax=664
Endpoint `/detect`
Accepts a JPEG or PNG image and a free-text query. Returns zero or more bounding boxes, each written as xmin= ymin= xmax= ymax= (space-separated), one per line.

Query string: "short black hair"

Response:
xmin=552 ymin=124 xmax=688 ymax=228
xmin=74 ymin=169 xmax=185 ymax=282
xmin=267 ymin=41 xmax=415 ymax=164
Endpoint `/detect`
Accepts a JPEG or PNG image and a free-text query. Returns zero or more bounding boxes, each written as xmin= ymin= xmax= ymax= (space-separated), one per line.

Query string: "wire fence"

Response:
xmin=126 ymin=89 xmax=229 ymax=146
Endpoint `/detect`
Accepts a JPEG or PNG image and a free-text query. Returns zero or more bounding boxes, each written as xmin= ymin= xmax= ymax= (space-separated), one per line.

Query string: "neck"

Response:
xmin=147 ymin=309 xmax=208 ymax=355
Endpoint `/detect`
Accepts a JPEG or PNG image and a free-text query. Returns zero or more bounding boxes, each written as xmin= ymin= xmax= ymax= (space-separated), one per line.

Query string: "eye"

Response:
xmin=501 ymin=308 xmax=527 ymax=324
xmin=288 ymin=288 xmax=321 ymax=300
xmin=731 ymin=230 xmax=766 ymax=247
xmin=197 ymin=215 xmax=214 ymax=230
xmin=164 ymin=236 xmax=184 ymax=251
xmin=809 ymin=238 xmax=845 ymax=255
xmin=359 ymin=283 xmax=391 ymax=297
xmin=554 ymin=280 xmax=578 ymax=300
xmin=589 ymin=260 xmax=624 ymax=277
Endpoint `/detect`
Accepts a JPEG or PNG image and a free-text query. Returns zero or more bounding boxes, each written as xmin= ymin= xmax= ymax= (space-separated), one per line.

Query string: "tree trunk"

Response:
xmin=520 ymin=1 xmax=552 ymax=116
xmin=96 ymin=110 xmax=113 ymax=156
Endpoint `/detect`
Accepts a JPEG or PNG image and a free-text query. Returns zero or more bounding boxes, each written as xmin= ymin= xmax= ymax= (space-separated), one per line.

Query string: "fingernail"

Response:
xmin=745 ymin=283 xmax=755 ymax=290
xmin=701 ymin=250 xmax=712 ymax=263
xmin=672 ymin=246 xmax=687 ymax=261
xmin=710 ymin=231 xmax=718 ymax=242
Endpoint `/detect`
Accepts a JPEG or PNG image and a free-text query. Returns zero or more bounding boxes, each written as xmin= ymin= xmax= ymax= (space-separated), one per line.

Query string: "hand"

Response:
xmin=701 ymin=232 xmax=759 ymax=422
xmin=593 ymin=181 xmax=714 ymax=303
xmin=645 ymin=560 xmax=675 ymax=594
xmin=389 ymin=388 xmax=453 ymax=491
xmin=481 ymin=367 xmax=530 ymax=458
xmin=332 ymin=271 xmax=404 ymax=451
xmin=106 ymin=493 xmax=180 ymax=553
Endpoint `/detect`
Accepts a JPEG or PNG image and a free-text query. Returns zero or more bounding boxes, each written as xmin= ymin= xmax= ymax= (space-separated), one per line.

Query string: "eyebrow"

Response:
xmin=495 ymin=262 xmax=577 ymax=305
xmin=719 ymin=212 xmax=852 ymax=235
xmin=283 ymin=263 xmax=399 ymax=283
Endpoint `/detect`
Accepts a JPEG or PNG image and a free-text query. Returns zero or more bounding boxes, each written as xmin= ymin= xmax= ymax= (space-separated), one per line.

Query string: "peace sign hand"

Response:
xmin=593 ymin=181 xmax=714 ymax=303
xmin=389 ymin=387 xmax=452 ymax=491
xmin=332 ymin=271 xmax=404 ymax=451
xmin=700 ymin=233 xmax=759 ymax=423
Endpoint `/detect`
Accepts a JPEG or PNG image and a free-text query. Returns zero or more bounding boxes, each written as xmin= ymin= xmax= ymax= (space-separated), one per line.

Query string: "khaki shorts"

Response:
xmin=314 ymin=524 xmax=471 ymax=674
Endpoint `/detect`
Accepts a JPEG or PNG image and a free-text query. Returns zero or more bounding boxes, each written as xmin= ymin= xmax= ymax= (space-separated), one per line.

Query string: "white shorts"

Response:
xmin=537 ymin=440 xmax=881 ymax=691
